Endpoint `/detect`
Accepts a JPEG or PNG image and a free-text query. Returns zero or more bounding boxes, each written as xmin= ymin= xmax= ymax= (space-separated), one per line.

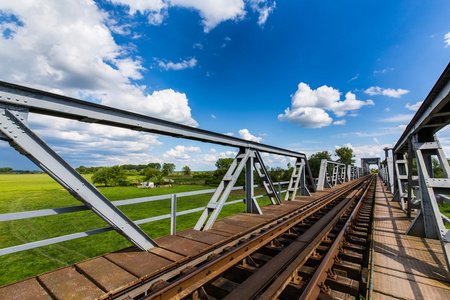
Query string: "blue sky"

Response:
xmin=0 ymin=0 xmax=449 ymax=171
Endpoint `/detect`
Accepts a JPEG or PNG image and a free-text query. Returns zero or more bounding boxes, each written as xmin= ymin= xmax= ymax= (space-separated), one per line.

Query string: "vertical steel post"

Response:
xmin=170 ymin=194 xmax=177 ymax=235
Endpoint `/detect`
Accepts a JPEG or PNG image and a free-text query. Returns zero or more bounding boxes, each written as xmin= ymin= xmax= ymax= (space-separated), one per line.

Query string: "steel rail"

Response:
xmin=138 ymin=177 xmax=370 ymax=300
xmin=224 ymin=186 xmax=367 ymax=299
xmin=0 ymin=80 xmax=306 ymax=159
xmin=299 ymin=175 xmax=375 ymax=300
xmin=256 ymin=179 xmax=371 ymax=300
xmin=100 ymin=178 xmax=368 ymax=300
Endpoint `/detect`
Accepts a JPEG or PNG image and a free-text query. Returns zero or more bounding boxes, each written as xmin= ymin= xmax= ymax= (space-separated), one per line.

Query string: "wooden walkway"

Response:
xmin=372 ymin=178 xmax=450 ymax=299
xmin=0 ymin=184 xmax=348 ymax=299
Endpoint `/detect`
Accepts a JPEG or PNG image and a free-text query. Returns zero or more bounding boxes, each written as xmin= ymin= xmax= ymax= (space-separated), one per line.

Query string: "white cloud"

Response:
xmin=170 ymin=0 xmax=246 ymax=32
xmin=385 ymin=107 xmax=391 ymax=112
xmin=333 ymin=120 xmax=346 ymax=125
xmin=405 ymin=101 xmax=423 ymax=111
xmin=157 ymin=57 xmax=197 ymax=71
xmin=200 ymin=150 xmax=237 ymax=164
xmin=238 ymin=129 xmax=263 ymax=142
xmin=224 ymin=132 xmax=234 ymax=136
xmin=334 ymin=142 xmax=392 ymax=166
xmin=364 ymin=86 xmax=409 ymax=98
xmin=278 ymin=83 xmax=374 ymax=128
xmin=163 ymin=145 xmax=201 ymax=160
xmin=380 ymin=114 xmax=414 ymax=123
xmin=373 ymin=138 xmax=380 ymax=144
xmin=28 ymin=114 xmax=162 ymax=166
xmin=247 ymin=0 xmax=276 ymax=26
xmin=211 ymin=114 xmax=216 ymax=119
xmin=112 ymin=0 xmax=275 ymax=32
xmin=373 ymin=68 xmax=394 ymax=74
xmin=0 ymin=0 xmax=198 ymax=127
xmin=445 ymin=32 xmax=450 ymax=47
xmin=349 ymin=74 xmax=359 ymax=81
xmin=193 ymin=42 xmax=204 ymax=49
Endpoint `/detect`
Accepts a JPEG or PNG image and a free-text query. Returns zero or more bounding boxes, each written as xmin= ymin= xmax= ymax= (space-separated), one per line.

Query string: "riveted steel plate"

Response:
xmin=177 ymin=228 xmax=228 ymax=245
xmin=0 ymin=278 xmax=51 ymax=300
xmin=154 ymin=235 xmax=210 ymax=256
xmin=105 ymin=249 xmax=172 ymax=278
xmin=38 ymin=267 xmax=104 ymax=300
xmin=76 ymin=257 xmax=137 ymax=292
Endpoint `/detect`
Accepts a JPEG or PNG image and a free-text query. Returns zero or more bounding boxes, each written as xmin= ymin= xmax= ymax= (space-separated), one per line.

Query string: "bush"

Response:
xmin=92 ymin=166 xmax=128 ymax=187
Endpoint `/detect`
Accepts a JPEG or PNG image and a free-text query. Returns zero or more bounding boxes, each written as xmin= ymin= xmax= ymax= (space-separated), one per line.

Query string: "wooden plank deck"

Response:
xmin=372 ymin=178 xmax=450 ymax=299
xmin=0 ymin=183 xmax=350 ymax=299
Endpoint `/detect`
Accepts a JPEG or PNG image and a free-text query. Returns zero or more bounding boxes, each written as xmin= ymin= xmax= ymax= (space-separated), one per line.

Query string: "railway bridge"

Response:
xmin=0 ymin=63 xmax=450 ymax=299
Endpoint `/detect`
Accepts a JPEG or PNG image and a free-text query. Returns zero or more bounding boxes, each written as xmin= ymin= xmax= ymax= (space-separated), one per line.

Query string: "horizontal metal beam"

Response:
xmin=394 ymin=63 xmax=450 ymax=153
xmin=0 ymin=81 xmax=306 ymax=159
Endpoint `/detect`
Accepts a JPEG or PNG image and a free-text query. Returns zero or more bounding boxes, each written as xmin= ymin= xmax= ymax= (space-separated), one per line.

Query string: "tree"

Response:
xmin=335 ymin=147 xmax=355 ymax=165
xmin=92 ymin=166 xmax=127 ymax=187
xmin=147 ymin=163 xmax=161 ymax=171
xmin=215 ymin=158 xmax=234 ymax=170
xmin=76 ymin=165 xmax=88 ymax=174
xmin=182 ymin=165 xmax=191 ymax=175
xmin=142 ymin=167 xmax=162 ymax=182
xmin=308 ymin=151 xmax=332 ymax=178
xmin=162 ymin=163 xmax=176 ymax=175
xmin=0 ymin=167 xmax=14 ymax=174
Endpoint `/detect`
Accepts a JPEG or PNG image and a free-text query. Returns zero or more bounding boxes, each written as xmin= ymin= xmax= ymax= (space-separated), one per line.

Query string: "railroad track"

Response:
xmin=104 ymin=175 xmax=375 ymax=300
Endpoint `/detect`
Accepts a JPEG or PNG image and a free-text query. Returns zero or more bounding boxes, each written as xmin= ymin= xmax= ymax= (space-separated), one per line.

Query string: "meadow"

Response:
xmin=0 ymin=174 xmax=272 ymax=286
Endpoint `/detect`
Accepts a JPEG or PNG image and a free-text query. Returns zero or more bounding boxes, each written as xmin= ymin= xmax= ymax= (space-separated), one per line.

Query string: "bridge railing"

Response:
xmin=0 ymin=181 xmax=289 ymax=257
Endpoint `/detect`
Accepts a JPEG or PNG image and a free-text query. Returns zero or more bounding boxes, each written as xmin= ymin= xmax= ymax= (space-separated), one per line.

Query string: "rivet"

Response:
xmin=7 ymin=97 xmax=10 ymax=100
xmin=16 ymin=98 xmax=19 ymax=101
xmin=13 ymin=135 xmax=17 ymax=138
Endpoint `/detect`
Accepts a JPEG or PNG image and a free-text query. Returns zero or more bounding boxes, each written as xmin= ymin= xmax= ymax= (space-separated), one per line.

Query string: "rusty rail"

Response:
xmin=135 ymin=176 xmax=373 ymax=300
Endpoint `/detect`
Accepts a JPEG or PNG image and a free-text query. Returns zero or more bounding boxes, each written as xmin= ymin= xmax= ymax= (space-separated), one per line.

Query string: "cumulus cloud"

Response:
xmin=157 ymin=57 xmax=197 ymax=71
xmin=247 ymin=0 xmax=276 ymax=26
xmin=333 ymin=120 xmax=346 ymax=125
xmin=29 ymin=114 xmax=162 ymax=166
xmin=405 ymin=101 xmax=423 ymax=111
xmin=238 ymin=129 xmax=263 ymax=142
xmin=278 ymin=83 xmax=374 ymax=128
xmin=364 ymin=86 xmax=409 ymax=98
xmin=201 ymin=149 xmax=237 ymax=164
xmin=445 ymin=32 xmax=450 ymax=47
xmin=163 ymin=145 xmax=201 ymax=160
xmin=112 ymin=0 xmax=275 ymax=32
xmin=335 ymin=142 xmax=392 ymax=165
xmin=0 ymin=0 xmax=198 ymax=127
xmin=380 ymin=114 xmax=414 ymax=123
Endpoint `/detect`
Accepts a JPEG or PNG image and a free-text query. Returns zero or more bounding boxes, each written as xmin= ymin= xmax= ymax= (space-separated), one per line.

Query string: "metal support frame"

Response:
xmin=0 ymin=80 xmax=316 ymax=252
xmin=317 ymin=160 xmax=347 ymax=190
xmin=392 ymin=152 xmax=409 ymax=211
xmin=194 ymin=148 xmax=281 ymax=231
xmin=0 ymin=107 xmax=157 ymax=250
xmin=405 ymin=134 xmax=450 ymax=270
xmin=285 ymin=157 xmax=312 ymax=200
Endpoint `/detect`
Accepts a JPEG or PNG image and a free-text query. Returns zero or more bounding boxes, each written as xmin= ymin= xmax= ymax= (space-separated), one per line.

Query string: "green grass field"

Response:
xmin=0 ymin=174 xmax=273 ymax=285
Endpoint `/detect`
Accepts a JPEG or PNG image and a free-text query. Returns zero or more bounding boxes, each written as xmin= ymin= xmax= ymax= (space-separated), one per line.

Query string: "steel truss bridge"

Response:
xmin=0 ymin=62 xmax=449 ymax=299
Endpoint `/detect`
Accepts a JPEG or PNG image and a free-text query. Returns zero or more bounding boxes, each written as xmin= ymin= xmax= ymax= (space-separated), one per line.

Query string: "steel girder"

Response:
xmin=0 ymin=80 xmax=317 ymax=251
xmin=405 ymin=135 xmax=450 ymax=271
xmin=194 ymin=148 xmax=281 ymax=231
xmin=0 ymin=107 xmax=158 ymax=250
xmin=284 ymin=157 xmax=314 ymax=200
xmin=0 ymin=81 xmax=307 ymax=160
xmin=317 ymin=160 xmax=348 ymax=191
